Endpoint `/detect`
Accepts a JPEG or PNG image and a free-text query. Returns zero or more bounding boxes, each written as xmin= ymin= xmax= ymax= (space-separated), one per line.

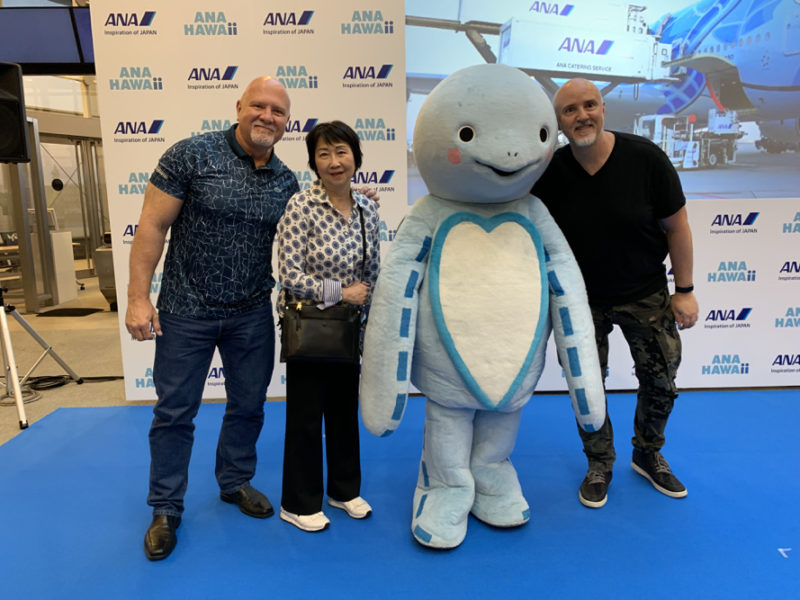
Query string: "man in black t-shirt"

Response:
xmin=532 ymin=78 xmax=699 ymax=508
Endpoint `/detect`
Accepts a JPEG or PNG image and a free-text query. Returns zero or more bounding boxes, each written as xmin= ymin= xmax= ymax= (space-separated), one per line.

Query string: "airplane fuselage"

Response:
xmin=604 ymin=0 xmax=800 ymax=132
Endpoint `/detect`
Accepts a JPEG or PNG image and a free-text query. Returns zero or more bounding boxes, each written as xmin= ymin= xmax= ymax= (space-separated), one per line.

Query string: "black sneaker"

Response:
xmin=631 ymin=449 xmax=687 ymax=498
xmin=578 ymin=468 xmax=612 ymax=508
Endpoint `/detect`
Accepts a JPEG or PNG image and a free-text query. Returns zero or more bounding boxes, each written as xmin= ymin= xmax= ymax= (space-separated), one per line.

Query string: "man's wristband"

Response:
xmin=674 ymin=284 xmax=694 ymax=294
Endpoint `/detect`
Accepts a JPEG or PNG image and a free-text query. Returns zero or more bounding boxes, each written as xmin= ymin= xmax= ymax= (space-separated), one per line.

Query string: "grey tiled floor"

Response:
xmin=0 ymin=276 xmax=130 ymax=445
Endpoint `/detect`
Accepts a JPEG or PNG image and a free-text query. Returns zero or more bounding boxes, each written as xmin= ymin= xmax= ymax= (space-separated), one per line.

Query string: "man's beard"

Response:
xmin=570 ymin=122 xmax=597 ymax=147
xmin=250 ymin=122 xmax=277 ymax=148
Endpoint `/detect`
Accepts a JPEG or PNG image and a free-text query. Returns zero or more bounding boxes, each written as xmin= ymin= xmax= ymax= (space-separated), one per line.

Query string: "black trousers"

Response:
xmin=281 ymin=360 xmax=362 ymax=515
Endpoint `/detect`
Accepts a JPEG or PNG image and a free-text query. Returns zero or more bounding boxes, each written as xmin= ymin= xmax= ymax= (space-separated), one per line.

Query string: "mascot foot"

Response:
xmin=411 ymin=486 xmax=473 ymax=549
xmin=471 ymin=492 xmax=530 ymax=528
xmin=470 ymin=461 xmax=530 ymax=528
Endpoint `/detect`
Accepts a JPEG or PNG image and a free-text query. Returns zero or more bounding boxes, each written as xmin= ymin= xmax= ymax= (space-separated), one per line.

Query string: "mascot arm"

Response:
xmin=532 ymin=199 xmax=606 ymax=432
xmin=360 ymin=203 xmax=433 ymax=437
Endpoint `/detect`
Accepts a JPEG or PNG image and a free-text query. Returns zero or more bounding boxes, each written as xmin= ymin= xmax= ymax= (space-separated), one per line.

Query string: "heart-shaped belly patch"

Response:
xmin=429 ymin=212 xmax=549 ymax=409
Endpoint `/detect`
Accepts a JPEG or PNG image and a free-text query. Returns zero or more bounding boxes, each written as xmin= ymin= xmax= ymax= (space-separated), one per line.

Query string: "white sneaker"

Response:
xmin=327 ymin=496 xmax=373 ymax=519
xmin=279 ymin=508 xmax=330 ymax=532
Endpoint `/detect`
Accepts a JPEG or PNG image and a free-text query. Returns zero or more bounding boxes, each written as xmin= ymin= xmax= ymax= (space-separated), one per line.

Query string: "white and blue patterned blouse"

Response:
xmin=277 ymin=180 xmax=380 ymax=314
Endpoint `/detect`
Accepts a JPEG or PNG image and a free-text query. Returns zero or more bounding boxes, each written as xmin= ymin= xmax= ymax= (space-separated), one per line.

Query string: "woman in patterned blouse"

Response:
xmin=276 ymin=121 xmax=381 ymax=532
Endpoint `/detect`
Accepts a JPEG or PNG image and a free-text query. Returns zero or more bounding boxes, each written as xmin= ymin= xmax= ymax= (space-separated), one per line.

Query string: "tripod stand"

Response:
xmin=0 ymin=287 xmax=83 ymax=430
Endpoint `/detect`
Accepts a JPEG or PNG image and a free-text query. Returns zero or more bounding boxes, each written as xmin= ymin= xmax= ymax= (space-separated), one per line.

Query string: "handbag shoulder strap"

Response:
xmin=358 ymin=204 xmax=366 ymax=280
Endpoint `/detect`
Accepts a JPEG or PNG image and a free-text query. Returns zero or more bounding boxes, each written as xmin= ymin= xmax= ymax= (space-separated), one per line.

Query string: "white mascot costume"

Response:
xmin=360 ymin=64 xmax=606 ymax=549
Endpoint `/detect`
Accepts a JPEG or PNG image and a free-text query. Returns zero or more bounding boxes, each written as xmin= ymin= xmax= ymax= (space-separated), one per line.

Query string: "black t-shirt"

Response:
xmin=532 ymin=131 xmax=685 ymax=306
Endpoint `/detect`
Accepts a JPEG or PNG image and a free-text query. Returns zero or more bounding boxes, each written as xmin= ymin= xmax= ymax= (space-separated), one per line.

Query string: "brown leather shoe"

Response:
xmin=220 ymin=485 xmax=274 ymax=518
xmin=144 ymin=514 xmax=181 ymax=561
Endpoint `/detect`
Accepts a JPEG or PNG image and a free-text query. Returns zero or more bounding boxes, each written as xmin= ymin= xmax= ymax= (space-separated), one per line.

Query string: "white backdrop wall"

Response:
xmin=92 ymin=1 xmax=799 ymax=400
xmin=536 ymin=199 xmax=800 ymax=390
xmin=91 ymin=0 xmax=407 ymax=400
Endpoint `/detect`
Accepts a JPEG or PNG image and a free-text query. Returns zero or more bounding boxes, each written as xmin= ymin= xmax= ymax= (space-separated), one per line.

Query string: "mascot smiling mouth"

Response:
xmin=475 ymin=159 xmax=539 ymax=177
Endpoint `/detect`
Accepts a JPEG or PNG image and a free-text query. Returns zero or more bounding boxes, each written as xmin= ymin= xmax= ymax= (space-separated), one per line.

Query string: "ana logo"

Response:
xmin=530 ymin=2 xmax=574 ymax=16
xmin=263 ymin=10 xmax=314 ymax=27
xmin=113 ymin=120 xmax=165 ymax=144
xmin=778 ymin=260 xmax=800 ymax=281
xmin=286 ymin=119 xmax=319 ymax=134
xmin=344 ymin=64 xmax=393 ymax=80
xmin=379 ymin=220 xmax=397 ymax=242
xmin=783 ymin=211 xmax=800 ymax=234
xmin=775 ymin=306 xmax=800 ymax=328
xmin=135 ymin=367 xmax=155 ymax=388
xmin=558 ymin=37 xmax=613 ymax=54
xmin=190 ymin=118 xmax=233 ymax=137
xmin=207 ymin=367 xmax=226 ymax=387
xmin=294 ymin=170 xmax=315 ymax=190
xmin=353 ymin=170 xmax=394 ymax=185
xmin=185 ymin=12 xmax=237 ymax=35
xmin=281 ymin=119 xmax=319 ymax=142
xmin=711 ymin=212 xmax=759 ymax=227
xmin=188 ymin=66 xmax=238 ymax=81
xmin=275 ymin=65 xmax=318 ymax=89
xmin=122 ymin=223 xmax=138 ymax=245
xmin=114 ymin=120 xmax=164 ymax=135
xmin=187 ymin=67 xmax=239 ymax=91
xmin=343 ymin=65 xmax=394 ymax=89
xmin=704 ymin=308 xmax=752 ymax=329
xmin=710 ymin=212 xmax=759 ymax=234
xmin=109 ymin=66 xmax=162 ymax=91
xmin=772 ymin=354 xmax=800 ymax=367
xmin=119 ymin=172 xmax=149 ymax=195
xmin=707 ymin=260 xmax=756 ymax=283
xmin=104 ymin=12 xmax=158 ymax=36
xmin=701 ymin=354 xmax=749 ymax=375
xmin=341 ymin=10 xmax=395 ymax=35
xmin=354 ymin=117 xmax=395 ymax=141
xmin=779 ymin=261 xmax=800 ymax=274
xmin=104 ymin=12 xmax=156 ymax=27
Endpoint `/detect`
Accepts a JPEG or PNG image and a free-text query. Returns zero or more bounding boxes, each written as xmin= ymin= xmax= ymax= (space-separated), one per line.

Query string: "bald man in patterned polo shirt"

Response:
xmin=126 ymin=76 xmax=299 ymax=561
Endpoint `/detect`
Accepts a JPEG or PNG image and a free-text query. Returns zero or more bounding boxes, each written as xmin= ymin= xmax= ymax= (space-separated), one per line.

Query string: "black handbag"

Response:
xmin=280 ymin=301 xmax=361 ymax=363
xmin=280 ymin=205 xmax=366 ymax=364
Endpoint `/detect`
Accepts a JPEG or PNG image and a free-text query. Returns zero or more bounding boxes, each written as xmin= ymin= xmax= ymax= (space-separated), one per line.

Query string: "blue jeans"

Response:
xmin=148 ymin=305 xmax=275 ymax=516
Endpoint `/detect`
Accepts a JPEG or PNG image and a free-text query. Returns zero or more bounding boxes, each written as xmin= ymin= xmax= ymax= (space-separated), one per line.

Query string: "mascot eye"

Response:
xmin=539 ymin=127 xmax=549 ymax=143
xmin=458 ymin=126 xmax=475 ymax=142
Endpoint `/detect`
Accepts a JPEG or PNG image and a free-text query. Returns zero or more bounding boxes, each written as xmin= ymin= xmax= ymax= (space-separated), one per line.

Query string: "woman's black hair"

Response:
xmin=305 ymin=120 xmax=363 ymax=176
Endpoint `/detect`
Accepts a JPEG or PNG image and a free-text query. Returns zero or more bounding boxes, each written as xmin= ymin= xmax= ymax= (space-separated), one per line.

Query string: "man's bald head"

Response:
xmin=553 ymin=78 xmax=601 ymax=114
xmin=552 ymin=78 xmax=606 ymax=148
xmin=235 ymin=76 xmax=291 ymax=162
xmin=239 ymin=76 xmax=290 ymax=112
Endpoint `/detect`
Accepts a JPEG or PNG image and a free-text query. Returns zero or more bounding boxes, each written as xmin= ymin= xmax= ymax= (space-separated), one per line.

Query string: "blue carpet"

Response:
xmin=0 ymin=390 xmax=797 ymax=599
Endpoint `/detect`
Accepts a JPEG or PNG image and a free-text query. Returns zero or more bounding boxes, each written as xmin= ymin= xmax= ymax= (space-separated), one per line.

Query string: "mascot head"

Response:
xmin=413 ymin=63 xmax=556 ymax=204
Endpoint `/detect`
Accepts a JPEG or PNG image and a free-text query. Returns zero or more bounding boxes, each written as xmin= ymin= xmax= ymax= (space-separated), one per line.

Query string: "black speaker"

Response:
xmin=0 ymin=62 xmax=30 ymax=164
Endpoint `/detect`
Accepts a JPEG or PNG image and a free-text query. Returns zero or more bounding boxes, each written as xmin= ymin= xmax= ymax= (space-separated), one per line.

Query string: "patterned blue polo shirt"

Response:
xmin=150 ymin=125 xmax=299 ymax=319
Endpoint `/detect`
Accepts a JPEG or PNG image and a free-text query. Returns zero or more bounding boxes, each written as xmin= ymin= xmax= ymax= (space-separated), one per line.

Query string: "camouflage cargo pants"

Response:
xmin=579 ymin=287 xmax=682 ymax=471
